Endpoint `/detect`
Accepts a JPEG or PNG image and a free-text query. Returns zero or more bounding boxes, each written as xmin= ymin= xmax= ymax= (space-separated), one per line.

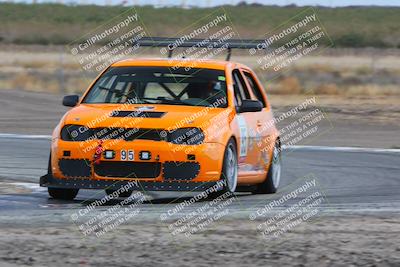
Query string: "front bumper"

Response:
xmin=51 ymin=140 xmax=225 ymax=182
xmin=40 ymin=173 xmax=219 ymax=191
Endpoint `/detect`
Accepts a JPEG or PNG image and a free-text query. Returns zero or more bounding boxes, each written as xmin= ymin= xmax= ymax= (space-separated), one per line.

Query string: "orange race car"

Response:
xmin=40 ymin=38 xmax=281 ymax=200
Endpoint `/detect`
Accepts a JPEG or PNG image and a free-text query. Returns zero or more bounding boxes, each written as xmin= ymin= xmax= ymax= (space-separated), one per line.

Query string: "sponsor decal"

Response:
xmin=236 ymin=115 xmax=248 ymax=157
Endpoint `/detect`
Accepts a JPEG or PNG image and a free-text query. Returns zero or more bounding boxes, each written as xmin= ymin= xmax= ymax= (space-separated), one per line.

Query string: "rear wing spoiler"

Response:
xmin=136 ymin=37 xmax=267 ymax=61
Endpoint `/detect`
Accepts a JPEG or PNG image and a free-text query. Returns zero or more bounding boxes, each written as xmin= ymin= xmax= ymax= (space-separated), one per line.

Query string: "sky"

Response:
xmin=3 ymin=0 xmax=400 ymax=6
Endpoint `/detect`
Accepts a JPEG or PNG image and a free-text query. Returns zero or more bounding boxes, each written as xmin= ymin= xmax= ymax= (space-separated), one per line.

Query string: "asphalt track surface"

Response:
xmin=0 ymin=134 xmax=399 ymax=227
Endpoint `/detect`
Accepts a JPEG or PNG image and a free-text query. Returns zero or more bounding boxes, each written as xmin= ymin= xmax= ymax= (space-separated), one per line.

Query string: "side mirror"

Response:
xmin=239 ymin=99 xmax=263 ymax=113
xmin=62 ymin=95 xmax=79 ymax=107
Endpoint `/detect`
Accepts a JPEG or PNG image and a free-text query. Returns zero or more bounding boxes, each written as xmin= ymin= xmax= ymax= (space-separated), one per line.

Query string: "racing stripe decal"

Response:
xmin=236 ymin=115 xmax=248 ymax=157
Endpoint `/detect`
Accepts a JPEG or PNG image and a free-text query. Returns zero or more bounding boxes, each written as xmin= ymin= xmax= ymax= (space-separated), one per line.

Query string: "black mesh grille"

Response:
xmin=94 ymin=161 xmax=161 ymax=178
xmin=59 ymin=159 xmax=91 ymax=178
xmin=163 ymin=161 xmax=200 ymax=180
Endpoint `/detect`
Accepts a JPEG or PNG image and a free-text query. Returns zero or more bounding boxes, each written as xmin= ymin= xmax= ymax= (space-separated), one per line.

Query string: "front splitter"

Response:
xmin=40 ymin=174 xmax=219 ymax=192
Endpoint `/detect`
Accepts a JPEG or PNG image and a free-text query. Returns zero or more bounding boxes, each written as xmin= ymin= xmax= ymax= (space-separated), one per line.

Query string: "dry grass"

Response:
xmin=4 ymin=72 xmax=400 ymax=96
xmin=344 ymin=84 xmax=400 ymax=96
xmin=269 ymin=76 xmax=302 ymax=95
xmin=5 ymin=71 xmax=91 ymax=94
xmin=10 ymin=72 xmax=59 ymax=93
xmin=1 ymin=47 xmax=400 ymax=97
xmin=313 ymin=83 xmax=340 ymax=95
xmin=267 ymin=78 xmax=400 ymax=96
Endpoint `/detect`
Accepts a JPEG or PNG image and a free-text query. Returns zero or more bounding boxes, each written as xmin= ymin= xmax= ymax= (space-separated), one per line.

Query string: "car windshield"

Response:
xmin=82 ymin=66 xmax=228 ymax=108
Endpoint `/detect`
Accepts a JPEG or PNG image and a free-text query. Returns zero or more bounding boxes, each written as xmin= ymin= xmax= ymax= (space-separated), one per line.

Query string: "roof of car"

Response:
xmin=111 ymin=58 xmax=249 ymax=70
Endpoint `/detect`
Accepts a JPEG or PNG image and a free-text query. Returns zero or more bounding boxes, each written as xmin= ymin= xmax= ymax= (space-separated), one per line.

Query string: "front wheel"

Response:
xmin=254 ymin=141 xmax=281 ymax=194
xmin=48 ymin=187 xmax=79 ymax=200
xmin=220 ymin=139 xmax=238 ymax=194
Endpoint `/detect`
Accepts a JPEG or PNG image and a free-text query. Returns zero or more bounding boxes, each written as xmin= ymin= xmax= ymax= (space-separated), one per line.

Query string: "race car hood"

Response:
xmin=62 ymin=103 xmax=233 ymax=131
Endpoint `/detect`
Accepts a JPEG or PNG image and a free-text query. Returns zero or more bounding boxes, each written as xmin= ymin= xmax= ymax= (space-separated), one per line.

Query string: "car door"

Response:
xmin=240 ymin=68 xmax=276 ymax=172
xmin=231 ymin=69 xmax=262 ymax=177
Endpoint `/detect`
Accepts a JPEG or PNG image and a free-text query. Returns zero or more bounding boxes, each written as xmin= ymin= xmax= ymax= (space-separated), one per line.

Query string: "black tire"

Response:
xmin=207 ymin=139 xmax=238 ymax=199
xmin=47 ymin=152 xmax=52 ymax=174
xmin=219 ymin=138 xmax=239 ymax=194
xmin=48 ymin=187 xmax=79 ymax=200
xmin=47 ymin=152 xmax=79 ymax=200
xmin=254 ymin=141 xmax=282 ymax=194
xmin=105 ymin=189 xmax=132 ymax=198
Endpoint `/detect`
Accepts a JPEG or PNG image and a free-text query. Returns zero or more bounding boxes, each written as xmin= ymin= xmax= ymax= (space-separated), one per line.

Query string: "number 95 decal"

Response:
xmin=120 ymin=150 xmax=134 ymax=161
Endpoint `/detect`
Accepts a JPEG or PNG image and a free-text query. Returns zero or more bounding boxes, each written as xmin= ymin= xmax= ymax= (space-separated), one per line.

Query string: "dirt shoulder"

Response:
xmin=0 ymin=215 xmax=399 ymax=266
xmin=0 ymin=89 xmax=398 ymax=148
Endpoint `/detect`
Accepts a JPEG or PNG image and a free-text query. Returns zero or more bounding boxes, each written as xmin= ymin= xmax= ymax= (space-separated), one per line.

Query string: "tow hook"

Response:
xmin=93 ymin=140 xmax=103 ymax=165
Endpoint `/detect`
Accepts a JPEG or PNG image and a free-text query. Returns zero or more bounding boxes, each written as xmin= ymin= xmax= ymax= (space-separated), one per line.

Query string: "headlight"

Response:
xmin=61 ymin=124 xmax=92 ymax=141
xmin=167 ymin=128 xmax=205 ymax=145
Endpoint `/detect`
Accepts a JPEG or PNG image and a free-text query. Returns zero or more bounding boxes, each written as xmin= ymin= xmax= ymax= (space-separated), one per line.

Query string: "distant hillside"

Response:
xmin=0 ymin=3 xmax=399 ymax=48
